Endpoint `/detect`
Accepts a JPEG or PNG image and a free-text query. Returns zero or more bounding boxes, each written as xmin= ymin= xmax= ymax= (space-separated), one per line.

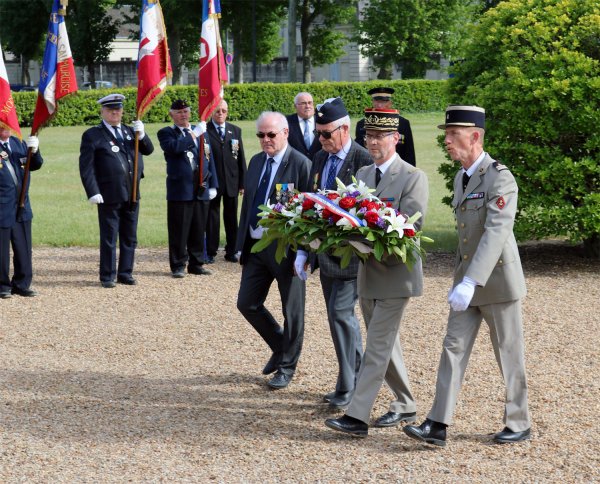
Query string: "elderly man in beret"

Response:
xmin=79 ymin=93 xmax=154 ymax=288
xmin=404 ymin=106 xmax=531 ymax=447
xmin=325 ymin=108 xmax=428 ymax=437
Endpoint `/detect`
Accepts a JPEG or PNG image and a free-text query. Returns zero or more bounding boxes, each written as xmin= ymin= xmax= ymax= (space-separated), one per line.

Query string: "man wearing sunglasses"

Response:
xmin=355 ymin=87 xmax=416 ymax=167
xmin=285 ymin=92 xmax=322 ymax=161
xmin=236 ymin=111 xmax=312 ymax=390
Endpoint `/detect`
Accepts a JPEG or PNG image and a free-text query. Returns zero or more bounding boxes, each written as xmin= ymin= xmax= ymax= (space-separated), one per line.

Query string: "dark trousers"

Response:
xmin=206 ymin=193 xmax=239 ymax=258
xmin=0 ymin=220 xmax=33 ymax=292
xmin=97 ymin=202 xmax=139 ymax=282
xmin=167 ymin=199 xmax=208 ymax=272
xmin=237 ymin=241 xmax=306 ymax=375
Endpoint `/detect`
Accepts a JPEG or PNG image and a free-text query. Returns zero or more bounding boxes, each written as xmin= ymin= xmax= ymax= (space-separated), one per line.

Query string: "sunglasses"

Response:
xmin=314 ymin=125 xmax=343 ymax=139
xmin=256 ymin=128 xmax=284 ymax=139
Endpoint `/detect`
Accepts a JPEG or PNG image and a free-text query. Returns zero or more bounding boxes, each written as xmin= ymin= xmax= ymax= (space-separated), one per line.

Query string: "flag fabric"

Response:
xmin=198 ymin=0 xmax=228 ymax=121
xmin=31 ymin=0 xmax=78 ymax=135
xmin=136 ymin=0 xmax=172 ymax=119
xmin=0 ymin=46 xmax=22 ymax=138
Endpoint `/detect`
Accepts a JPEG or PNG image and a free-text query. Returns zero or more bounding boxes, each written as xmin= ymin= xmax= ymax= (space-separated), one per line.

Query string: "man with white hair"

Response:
xmin=286 ymin=92 xmax=321 ymax=160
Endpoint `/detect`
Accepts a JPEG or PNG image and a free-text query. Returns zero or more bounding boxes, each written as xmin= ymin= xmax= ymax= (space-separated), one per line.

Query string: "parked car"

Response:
xmin=11 ymin=85 xmax=38 ymax=92
xmin=82 ymin=81 xmax=113 ymax=90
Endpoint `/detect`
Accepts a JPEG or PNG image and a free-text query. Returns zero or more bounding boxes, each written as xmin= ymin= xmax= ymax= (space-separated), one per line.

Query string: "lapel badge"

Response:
xmin=112 ymin=145 xmax=120 ymax=153
xmin=496 ymin=196 xmax=506 ymax=209
xmin=186 ymin=151 xmax=194 ymax=160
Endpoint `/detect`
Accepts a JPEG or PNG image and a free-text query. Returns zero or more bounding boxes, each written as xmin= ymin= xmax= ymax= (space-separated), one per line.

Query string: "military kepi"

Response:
xmin=98 ymin=93 xmax=125 ymax=109
xmin=438 ymin=105 xmax=485 ymax=129
xmin=363 ymin=108 xmax=400 ymax=131
xmin=368 ymin=87 xmax=394 ymax=101
xmin=316 ymin=97 xmax=348 ymax=124
xmin=171 ymin=99 xmax=190 ymax=110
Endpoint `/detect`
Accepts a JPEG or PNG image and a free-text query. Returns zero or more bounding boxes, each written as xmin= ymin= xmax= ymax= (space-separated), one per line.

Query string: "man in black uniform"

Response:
xmin=355 ymin=87 xmax=416 ymax=166
xmin=79 ymin=94 xmax=154 ymax=288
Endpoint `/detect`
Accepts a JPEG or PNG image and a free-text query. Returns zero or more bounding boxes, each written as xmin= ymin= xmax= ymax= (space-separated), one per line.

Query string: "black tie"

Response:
xmin=375 ymin=168 xmax=382 ymax=187
xmin=218 ymin=126 xmax=225 ymax=140
xmin=1 ymin=142 xmax=8 ymax=153
xmin=462 ymin=172 xmax=470 ymax=192
xmin=113 ymin=126 xmax=124 ymax=143
xmin=250 ymin=157 xmax=274 ymax=229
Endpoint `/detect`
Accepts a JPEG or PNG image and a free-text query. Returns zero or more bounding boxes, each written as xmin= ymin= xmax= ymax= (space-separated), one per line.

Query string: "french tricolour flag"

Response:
xmin=0 ymin=45 xmax=22 ymax=138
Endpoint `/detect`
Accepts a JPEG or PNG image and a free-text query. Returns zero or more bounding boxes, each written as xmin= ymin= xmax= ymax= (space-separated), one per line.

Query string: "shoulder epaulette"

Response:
xmin=492 ymin=161 xmax=509 ymax=171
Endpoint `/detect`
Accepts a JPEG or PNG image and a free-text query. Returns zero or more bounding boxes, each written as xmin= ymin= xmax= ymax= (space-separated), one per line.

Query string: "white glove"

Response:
xmin=26 ymin=136 xmax=39 ymax=153
xmin=208 ymin=188 xmax=217 ymax=200
xmin=132 ymin=120 xmax=145 ymax=139
xmin=192 ymin=121 xmax=207 ymax=137
xmin=88 ymin=194 xmax=104 ymax=204
xmin=448 ymin=276 xmax=477 ymax=311
xmin=294 ymin=251 xmax=308 ymax=281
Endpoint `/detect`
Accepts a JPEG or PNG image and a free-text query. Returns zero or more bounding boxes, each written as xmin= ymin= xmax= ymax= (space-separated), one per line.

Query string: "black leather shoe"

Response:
xmin=322 ymin=391 xmax=337 ymax=403
xmin=117 ymin=276 xmax=137 ymax=285
xmin=189 ymin=266 xmax=212 ymax=275
xmin=224 ymin=253 xmax=239 ymax=263
xmin=11 ymin=287 xmax=37 ymax=297
xmin=0 ymin=291 xmax=12 ymax=299
xmin=493 ymin=427 xmax=531 ymax=444
xmin=325 ymin=415 xmax=368 ymax=438
xmin=101 ymin=281 xmax=116 ymax=288
xmin=328 ymin=391 xmax=353 ymax=410
xmin=205 ymin=256 xmax=215 ymax=264
xmin=172 ymin=269 xmax=185 ymax=278
xmin=403 ymin=419 xmax=447 ymax=447
xmin=373 ymin=411 xmax=417 ymax=427
xmin=267 ymin=370 xmax=292 ymax=389
xmin=262 ymin=352 xmax=282 ymax=375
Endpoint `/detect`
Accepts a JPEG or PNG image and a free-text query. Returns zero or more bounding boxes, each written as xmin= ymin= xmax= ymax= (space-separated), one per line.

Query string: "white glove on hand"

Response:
xmin=448 ymin=276 xmax=477 ymax=312
xmin=192 ymin=121 xmax=207 ymax=138
xmin=208 ymin=188 xmax=217 ymax=200
xmin=88 ymin=194 xmax=104 ymax=204
xmin=294 ymin=251 xmax=308 ymax=281
xmin=26 ymin=136 xmax=39 ymax=153
xmin=132 ymin=120 xmax=145 ymax=139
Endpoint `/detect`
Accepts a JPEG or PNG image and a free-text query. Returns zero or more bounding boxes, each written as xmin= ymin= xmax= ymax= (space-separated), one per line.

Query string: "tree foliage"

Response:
xmin=439 ymin=0 xmax=600 ymax=255
xmin=356 ymin=0 xmax=477 ymax=79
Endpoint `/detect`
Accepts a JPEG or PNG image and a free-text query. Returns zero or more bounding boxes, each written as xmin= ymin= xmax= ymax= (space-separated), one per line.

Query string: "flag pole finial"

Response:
xmin=58 ymin=1 xmax=68 ymax=16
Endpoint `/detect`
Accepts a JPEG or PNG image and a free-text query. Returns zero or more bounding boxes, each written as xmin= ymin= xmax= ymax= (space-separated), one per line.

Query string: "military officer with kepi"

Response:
xmin=79 ymin=93 xmax=154 ymax=288
xmin=404 ymin=105 xmax=531 ymax=447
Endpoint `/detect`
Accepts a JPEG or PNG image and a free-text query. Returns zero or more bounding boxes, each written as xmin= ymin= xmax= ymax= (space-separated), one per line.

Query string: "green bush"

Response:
xmin=439 ymin=0 xmax=600 ymax=255
xmin=13 ymin=80 xmax=448 ymax=128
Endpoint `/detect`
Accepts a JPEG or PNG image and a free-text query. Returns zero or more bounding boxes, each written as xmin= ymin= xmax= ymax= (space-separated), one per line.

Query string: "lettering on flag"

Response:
xmin=0 ymin=45 xmax=22 ymax=138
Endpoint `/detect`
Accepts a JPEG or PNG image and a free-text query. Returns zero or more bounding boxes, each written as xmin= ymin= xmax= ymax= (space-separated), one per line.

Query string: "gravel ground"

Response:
xmin=1 ymin=244 xmax=599 ymax=482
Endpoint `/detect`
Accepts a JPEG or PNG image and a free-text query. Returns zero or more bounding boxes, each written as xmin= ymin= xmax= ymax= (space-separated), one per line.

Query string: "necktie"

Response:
xmin=1 ymin=143 xmax=18 ymax=186
xmin=303 ymin=118 xmax=311 ymax=150
xmin=462 ymin=172 xmax=471 ymax=192
xmin=250 ymin=157 xmax=274 ymax=229
xmin=218 ymin=126 xmax=225 ymax=140
xmin=113 ymin=126 xmax=124 ymax=143
xmin=325 ymin=155 xmax=340 ymax=190
xmin=375 ymin=167 xmax=382 ymax=187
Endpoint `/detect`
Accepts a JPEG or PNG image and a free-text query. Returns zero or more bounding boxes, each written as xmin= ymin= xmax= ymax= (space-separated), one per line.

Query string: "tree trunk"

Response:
xmin=583 ymin=233 xmax=600 ymax=258
xmin=300 ymin=0 xmax=311 ymax=83
xmin=87 ymin=62 xmax=96 ymax=85
xmin=168 ymin=26 xmax=182 ymax=85
xmin=20 ymin=58 xmax=30 ymax=86
xmin=377 ymin=66 xmax=392 ymax=79
xmin=233 ymin=53 xmax=243 ymax=83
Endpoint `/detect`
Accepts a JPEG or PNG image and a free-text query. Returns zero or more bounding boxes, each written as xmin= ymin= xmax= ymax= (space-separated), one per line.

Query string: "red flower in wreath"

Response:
xmin=327 ymin=192 xmax=340 ymax=200
xmin=339 ymin=196 xmax=357 ymax=210
xmin=404 ymin=228 xmax=416 ymax=237
xmin=364 ymin=211 xmax=380 ymax=227
xmin=302 ymin=199 xmax=315 ymax=211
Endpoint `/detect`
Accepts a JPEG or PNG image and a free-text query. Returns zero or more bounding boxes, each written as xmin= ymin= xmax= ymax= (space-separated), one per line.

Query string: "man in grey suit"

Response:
xmin=404 ymin=106 xmax=531 ymax=446
xmin=325 ymin=108 xmax=429 ymax=437
xmin=236 ymin=111 xmax=312 ymax=390
xmin=302 ymin=97 xmax=372 ymax=409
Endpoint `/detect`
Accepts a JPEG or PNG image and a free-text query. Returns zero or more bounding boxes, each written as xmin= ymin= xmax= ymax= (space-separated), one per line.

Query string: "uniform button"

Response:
xmin=498 ymin=259 xmax=503 ymax=264
xmin=460 ymin=223 xmax=465 ymax=228
xmin=461 ymin=206 xmax=466 ymax=211
xmin=463 ymin=238 xmax=468 ymax=243
xmin=463 ymin=254 xmax=469 ymax=260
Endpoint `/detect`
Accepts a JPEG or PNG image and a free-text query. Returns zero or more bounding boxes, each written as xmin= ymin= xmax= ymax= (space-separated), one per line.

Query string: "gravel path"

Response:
xmin=1 ymin=244 xmax=599 ymax=482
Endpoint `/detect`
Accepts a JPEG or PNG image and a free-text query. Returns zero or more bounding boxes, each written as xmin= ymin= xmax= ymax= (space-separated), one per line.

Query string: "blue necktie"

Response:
xmin=113 ymin=126 xmax=124 ymax=143
xmin=218 ymin=126 xmax=225 ymax=140
xmin=250 ymin=157 xmax=274 ymax=229
xmin=303 ymin=118 xmax=311 ymax=150
xmin=325 ymin=155 xmax=340 ymax=190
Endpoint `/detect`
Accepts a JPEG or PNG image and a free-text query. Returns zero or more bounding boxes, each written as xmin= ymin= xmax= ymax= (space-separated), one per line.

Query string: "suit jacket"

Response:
xmin=206 ymin=121 xmax=246 ymax=197
xmin=157 ymin=125 xmax=218 ymax=202
xmin=79 ymin=124 xmax=154 ymax=204
xmin=309 ymin=141 xmax=372 ymax=278
xmin=236 ymin=145 xmax=312 ymax=260
xmin=452 ymin=153 xmax=526 ymax=305
xmin=355 ymin=116 xmax=416 ymax=167
xmin=356 ymin=156 xmax=428 ymax=299
xmin=0 ymin=137 xmax=43 ymax=227
xmin=286 ymin=114 xmax=321 ymax=160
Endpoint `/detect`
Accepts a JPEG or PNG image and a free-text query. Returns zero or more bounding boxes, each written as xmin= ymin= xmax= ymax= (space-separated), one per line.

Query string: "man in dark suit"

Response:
xmin=355 ymin=87 xmax=416 ymax=167
xmin=285 ymin=92 xmax=321 ymax=160
xmin=205 ymin=99 xmax=246 ymax=264
xmin=0 ymin=129 xmax=42 ymax=298
xmin=157 ymin=99 xmax=219 ymax=278
xmin=236 ymin=111 xmax=312 ymax=390
xmin=79 ymin=93 xmax=154 ymax=288
xmin=302 ymin=97 xmax=372 ymax=409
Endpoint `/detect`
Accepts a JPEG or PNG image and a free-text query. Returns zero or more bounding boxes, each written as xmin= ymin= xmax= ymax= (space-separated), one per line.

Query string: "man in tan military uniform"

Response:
xmin=404 ymin=105 xmax=531 ymax=447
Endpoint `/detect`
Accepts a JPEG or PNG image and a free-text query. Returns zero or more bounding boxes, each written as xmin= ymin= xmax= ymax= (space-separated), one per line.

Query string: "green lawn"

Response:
xmin=29 ymin=112 xmax=458 ymax=252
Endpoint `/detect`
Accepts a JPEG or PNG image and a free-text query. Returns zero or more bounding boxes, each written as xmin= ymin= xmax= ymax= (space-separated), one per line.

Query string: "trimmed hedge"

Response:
xmin=13 ymin=80 xmax=448 ymax=127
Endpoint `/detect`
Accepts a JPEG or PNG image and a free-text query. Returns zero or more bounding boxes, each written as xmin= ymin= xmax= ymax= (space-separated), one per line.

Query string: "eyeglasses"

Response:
xmin=256 ymin=129 xmax=284 ymax=139
xmin=364 ymin=132 xmax=395 ymax=142
xmin=314 ymin=125 xmax=343 ymax=139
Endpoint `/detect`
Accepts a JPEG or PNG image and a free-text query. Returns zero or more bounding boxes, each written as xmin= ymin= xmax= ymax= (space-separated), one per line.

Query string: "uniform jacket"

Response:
xmin=0 ymin=136 xmax=43 ymax=227
xmin=355 ymin=116 xmax=416 ymax=167
xmin=206 ymin=121 xmax=246 ymax=197
xmin=452 ymin=153 xmax=526 ymax=305
xmin=356 ymin=156 xmax=428 ymax=299
xmin=286 ymin=114 xmax=322 ymax=160
xmin=309 ymin=141 xmax=372 ymax=279
xmin=157 ymin=125 xmax=218 ymax=202
xmin=79 ymin=124 xmax=154 ymax=204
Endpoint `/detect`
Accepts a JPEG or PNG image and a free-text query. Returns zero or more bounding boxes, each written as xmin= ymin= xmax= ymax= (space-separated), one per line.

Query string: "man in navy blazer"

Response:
xmin=0 ymin=128 xmax=43 ymax=298
xmin=285 ymin=92 xmax=321 ymax=160
xmin=236 ymin=111 xmax=312 ymax=390
xmin=157 ymin=99 xmax=219 ymax=278
xmin=79 ymin=93 xmax=154 ymax=288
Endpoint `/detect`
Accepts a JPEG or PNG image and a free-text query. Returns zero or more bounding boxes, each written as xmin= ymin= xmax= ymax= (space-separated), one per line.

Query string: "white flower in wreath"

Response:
xmin=382 ymin=209 xmax=413 ymax=238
